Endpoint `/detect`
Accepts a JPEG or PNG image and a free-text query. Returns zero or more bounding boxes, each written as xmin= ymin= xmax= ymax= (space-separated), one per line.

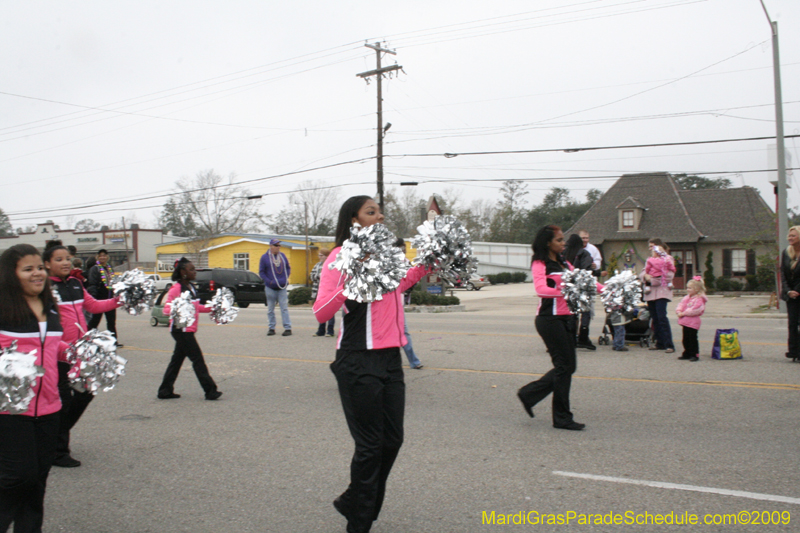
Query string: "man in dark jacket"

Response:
xmin=86 ymin=249 xmax=122 ymax=347
xmin=259 ymin=239 xmax=292 ymax=336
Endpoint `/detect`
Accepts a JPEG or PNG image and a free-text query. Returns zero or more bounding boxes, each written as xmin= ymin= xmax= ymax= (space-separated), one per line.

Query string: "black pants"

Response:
xmin=787 ymin=298 xmax=800 ymax=357
xmin=56 ymin=362 xmax=94 ymax=459
xmin=578 ymin=311 xmax=592 ymax=342
xmin=330 ymin=348 xmax=404 ymax=533
xmin=0 ymin=413 xmax=59 ymax=533
xmin=681 ymin=326 xmax=699 ymax=358
xmin=87 ymin=308 xmax=117 ymax=342
xmin=518 ymin=315 xmax=578 ymax=426
xmin=158 ymin=330 xmax=217 ymax=397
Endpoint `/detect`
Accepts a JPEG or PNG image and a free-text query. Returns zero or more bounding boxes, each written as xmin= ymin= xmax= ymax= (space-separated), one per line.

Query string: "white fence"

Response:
xmin=472 ymin=242 xmax=531 ymax=280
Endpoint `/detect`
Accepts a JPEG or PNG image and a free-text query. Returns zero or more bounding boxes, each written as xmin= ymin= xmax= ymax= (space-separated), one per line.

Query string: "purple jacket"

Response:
xmin=259 ymin=252 xmax=291 ymax=290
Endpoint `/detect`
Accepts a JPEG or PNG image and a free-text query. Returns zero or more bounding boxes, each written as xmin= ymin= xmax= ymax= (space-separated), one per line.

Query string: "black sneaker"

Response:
xmin=267 ymin=329 xmax=276 ymax=336
xmin=157 ymin=392 xmax=181 ymax=399
xmin=282 ymin=330 xmax=292 ymax=336
xmin=577 ymin=342 xmax=597 ymax=351
xmin=554 ymin=421 xmax=586 ymax=431
xmin=206 ymin=391 xmax=223 ymax=401
xmin=53 ymin=455 xmax=81 ymax=468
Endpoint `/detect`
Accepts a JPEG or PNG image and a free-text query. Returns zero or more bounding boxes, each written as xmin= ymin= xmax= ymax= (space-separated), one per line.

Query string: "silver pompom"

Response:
xmin=560 ymin=268 xmax=598 ymax=314
xmin=208 ymin=288 xmax=239 ymax=325
xmin=0 ymin=341 xmax=44 ymax=414
xmin=169 ymin=291 xmax=197 ymax=329
xmin=112 ymin=269 xmax=157 ymax=316
xmin=411 ymin=215 xmax=478 ymax=284
xmin=64 ymin=330 xmax=127 ymax=394
xmin=600 ymin=270 xmax=643 ymax=314
xmin=329 ymin=223 xmax=410 ymax=303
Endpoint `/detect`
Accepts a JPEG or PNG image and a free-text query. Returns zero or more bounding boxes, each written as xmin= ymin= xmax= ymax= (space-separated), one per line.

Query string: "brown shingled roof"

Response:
xmin=569 ymin=173 xmax=704 ymax=244
xmin=678 ymin=186 xmax=775 ymax=243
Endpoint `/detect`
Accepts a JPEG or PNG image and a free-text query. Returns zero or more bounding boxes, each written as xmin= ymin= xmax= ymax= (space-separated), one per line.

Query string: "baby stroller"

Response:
xmin=597 ymin=307 xmax=652 ymax=348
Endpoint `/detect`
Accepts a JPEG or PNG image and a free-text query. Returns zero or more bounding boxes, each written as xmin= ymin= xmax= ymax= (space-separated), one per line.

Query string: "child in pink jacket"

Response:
xmin=644 ymin=246 xmax=676 ymax=293
xmin=675 ymin=276 xmax=707 ymax=361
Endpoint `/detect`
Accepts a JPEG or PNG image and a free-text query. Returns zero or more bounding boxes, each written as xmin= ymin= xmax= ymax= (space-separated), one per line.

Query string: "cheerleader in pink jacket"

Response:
xmin=157 ymin=258 xmax=221 ymax=400
xmin=675 ymin=276 xmax=707 ymax=361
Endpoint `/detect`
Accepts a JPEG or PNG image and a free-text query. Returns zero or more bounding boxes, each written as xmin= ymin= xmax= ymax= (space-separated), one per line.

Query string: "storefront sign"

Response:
xmin=77 ymin=237 xmax=98 ymax=243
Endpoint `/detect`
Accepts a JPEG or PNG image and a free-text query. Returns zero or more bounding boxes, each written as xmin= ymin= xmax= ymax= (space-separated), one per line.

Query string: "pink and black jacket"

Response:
xmin=532 ymin=259 xmax=604 ymax=317
xmin=163 ymin=282 xmax=210 ymax=333
xmin=51 ymin=275 xmax=118 ymax=355
xmin=313 ymin=247 xmax=429 ymax=351
xmin=0 ymin=303 xmax=66 ymax=417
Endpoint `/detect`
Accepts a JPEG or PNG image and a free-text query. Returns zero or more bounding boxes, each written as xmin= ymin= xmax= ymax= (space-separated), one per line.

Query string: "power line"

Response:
xmin=392 ymin=134 xmax=800 ymax=158
xmin=5 ymin=157 xmax=375 ymax=218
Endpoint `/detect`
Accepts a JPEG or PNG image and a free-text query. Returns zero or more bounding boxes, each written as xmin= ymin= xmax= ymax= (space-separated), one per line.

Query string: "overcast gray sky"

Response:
xmin=1 ymin=0 xmax=798 ymax=230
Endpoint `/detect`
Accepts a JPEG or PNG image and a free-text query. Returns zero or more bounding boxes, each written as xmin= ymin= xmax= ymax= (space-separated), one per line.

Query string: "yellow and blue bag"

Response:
xmin=711 ymin=328 xmax=742 ymax=360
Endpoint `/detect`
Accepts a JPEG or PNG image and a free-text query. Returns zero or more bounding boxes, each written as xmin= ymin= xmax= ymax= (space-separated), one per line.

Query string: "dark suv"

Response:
xmin=194 ymin=268 xmax=266 ymax=308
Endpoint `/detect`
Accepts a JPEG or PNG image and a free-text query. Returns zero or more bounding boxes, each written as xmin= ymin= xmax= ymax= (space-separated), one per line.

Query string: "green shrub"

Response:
xmin=487 ymin=274 xmax=498 ymax=285
xmin=512 ymin=272 xmax=527 ymax=283
xmin=704 ymin=252 xmax=715 ymax=290
xmin=495 ymin=272 xmax=512 ymax=284
xmin=745 ymin=275 xmax=758 ymax=291
xmin=756 ymin=253 xmax=777 ymax=291
xmin=715 ymin=277 xmax=729 ymax=291
xmin=728 ymin=279 xmax=743 ymax=291
xmin=408 ymin=291 xmax=459 ymax=306
xmin=288 ymin=286 xmax=312 ymax=305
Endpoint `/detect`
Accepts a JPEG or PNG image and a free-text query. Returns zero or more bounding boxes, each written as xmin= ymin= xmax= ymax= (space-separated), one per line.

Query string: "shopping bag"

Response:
xmin=711 ymin=328 xmax=742 ymax=360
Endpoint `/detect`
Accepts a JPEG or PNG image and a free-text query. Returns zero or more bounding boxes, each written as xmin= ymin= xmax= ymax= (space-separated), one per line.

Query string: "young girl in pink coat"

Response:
xmin=644 ymin=245 xmax=676 ymax=293
xmin=675 ymin=276 xmax=707 ymax=361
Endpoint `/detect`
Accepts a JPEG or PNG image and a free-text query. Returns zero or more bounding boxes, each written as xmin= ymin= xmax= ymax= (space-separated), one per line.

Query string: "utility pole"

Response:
xmin=760 ymin=0 xmax=787 ymax=310
xmin=357 ymin=42 xmax=402 ymax=210
xmin=303 ymin=201 xmax=309 ymax=287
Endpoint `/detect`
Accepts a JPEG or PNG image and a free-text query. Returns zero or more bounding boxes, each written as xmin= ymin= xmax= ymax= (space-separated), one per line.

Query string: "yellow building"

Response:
xmin=155 ymin=234 xmax=335 ymax=285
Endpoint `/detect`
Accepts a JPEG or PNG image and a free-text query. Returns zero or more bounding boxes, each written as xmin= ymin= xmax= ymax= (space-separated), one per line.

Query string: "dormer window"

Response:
xmin=616 ymin=196 xmax=645 ymax=232
xmin=622 ymin=210 xmax=634 ymax=228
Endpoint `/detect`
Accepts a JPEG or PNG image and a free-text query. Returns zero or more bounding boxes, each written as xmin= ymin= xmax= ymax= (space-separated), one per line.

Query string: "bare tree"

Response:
xmin=177 ymin=169 xmax=265 ymax=235
xmin=271 ymin=180 xmax=340 ymax=235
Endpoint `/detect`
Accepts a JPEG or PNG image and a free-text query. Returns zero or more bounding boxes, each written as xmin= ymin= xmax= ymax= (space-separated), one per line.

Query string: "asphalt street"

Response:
xmin=44 ymin=285 xmax=800 ymax=532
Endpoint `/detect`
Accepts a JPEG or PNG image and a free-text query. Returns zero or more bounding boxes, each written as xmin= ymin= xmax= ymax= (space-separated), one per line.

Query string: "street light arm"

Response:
xmin=758 ymin=0 xmax=777 ymax=35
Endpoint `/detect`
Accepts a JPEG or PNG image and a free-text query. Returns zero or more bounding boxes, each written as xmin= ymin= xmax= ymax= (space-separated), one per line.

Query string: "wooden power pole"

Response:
xmin=357 ymin=42 xmax=402 ymax=210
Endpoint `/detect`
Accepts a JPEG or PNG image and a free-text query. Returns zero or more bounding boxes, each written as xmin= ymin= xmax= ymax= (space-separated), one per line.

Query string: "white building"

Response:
xmin=0 ymin=221 xmax=178 ymax=269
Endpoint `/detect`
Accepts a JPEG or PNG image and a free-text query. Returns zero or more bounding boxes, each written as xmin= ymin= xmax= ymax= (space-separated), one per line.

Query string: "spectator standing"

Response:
xmin=259 ymin=238 xmax=292 ymax=336
xmin=780 ymin=225 xmax=800 ymax=361
xmin=564 ymin=234 xmax=596 ymax=350
xmin=579 ymin=230 xmax=603 ymax=277
xmin=640 ymin=238 xmax=675 ymax=353
xmin=394 ymin=237 xmax=423 ymax=369
xmin=86 ymin=249 xmax=122 ymax=347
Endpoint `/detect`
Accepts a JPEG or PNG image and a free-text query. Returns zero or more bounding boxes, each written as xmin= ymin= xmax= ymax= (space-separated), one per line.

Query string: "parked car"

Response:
xmin=150 ymin=290 xmax=170 ymax=327
xmin=146 ymin=273 xmax=173 ymax=291
xmin=448 ymin=273 xmax=490 ymax=291
xmin=194 ymin=268 xmax=266 ymax=308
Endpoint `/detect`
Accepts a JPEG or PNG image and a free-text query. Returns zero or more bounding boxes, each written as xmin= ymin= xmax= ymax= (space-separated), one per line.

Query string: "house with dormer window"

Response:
xmin=568 ymin=173 xmax=775 ymax=289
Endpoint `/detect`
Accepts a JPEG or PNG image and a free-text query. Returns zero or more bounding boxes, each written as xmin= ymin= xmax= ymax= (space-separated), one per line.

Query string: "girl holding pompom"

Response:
xmin=676 ymin=276 xmax=707 ymax=362
xmin=0 ymin=244 xmax=66 ymax=533
xmin=157 ymin=258 xmax=221 ymax=401
xmin=44 ymin=240 xmax=121 ymax=468
xmin=313 ymin=196 xmax=429 ymax=533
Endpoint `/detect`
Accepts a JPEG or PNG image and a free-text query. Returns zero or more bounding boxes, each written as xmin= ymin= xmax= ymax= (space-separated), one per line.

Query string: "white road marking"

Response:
xmin=552 ymin=471 xmax=800 ymax=505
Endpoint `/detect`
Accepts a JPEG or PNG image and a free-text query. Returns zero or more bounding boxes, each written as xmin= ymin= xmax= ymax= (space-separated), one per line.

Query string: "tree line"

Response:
xmin=0 ymin=171 xmax=763 ymax=244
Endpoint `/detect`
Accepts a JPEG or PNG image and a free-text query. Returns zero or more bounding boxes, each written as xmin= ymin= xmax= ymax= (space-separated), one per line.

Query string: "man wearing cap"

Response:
xmin=259 ymin=239 xmax=292 ymax=336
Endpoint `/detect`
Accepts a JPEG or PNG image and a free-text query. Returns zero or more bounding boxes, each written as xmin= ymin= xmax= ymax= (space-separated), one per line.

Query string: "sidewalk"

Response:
xmin=452 ymin=283 xmax=786 ymax=319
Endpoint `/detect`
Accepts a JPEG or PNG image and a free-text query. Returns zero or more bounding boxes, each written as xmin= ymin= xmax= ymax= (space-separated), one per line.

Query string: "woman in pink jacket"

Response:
xmin=517 ymin=225 xmax=602 ymax=431
xmin=44 ymin=241 xmax=121 ymax=468
xmin=675 ymin=276 xmax=707 ymax=362
xmin=0 ymin=244 xmax=67 ymax=533
xmin=157 ymin=258 xmax=221 ymax=401
xmin=313 ymin=196 xmax=429 ymax=533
